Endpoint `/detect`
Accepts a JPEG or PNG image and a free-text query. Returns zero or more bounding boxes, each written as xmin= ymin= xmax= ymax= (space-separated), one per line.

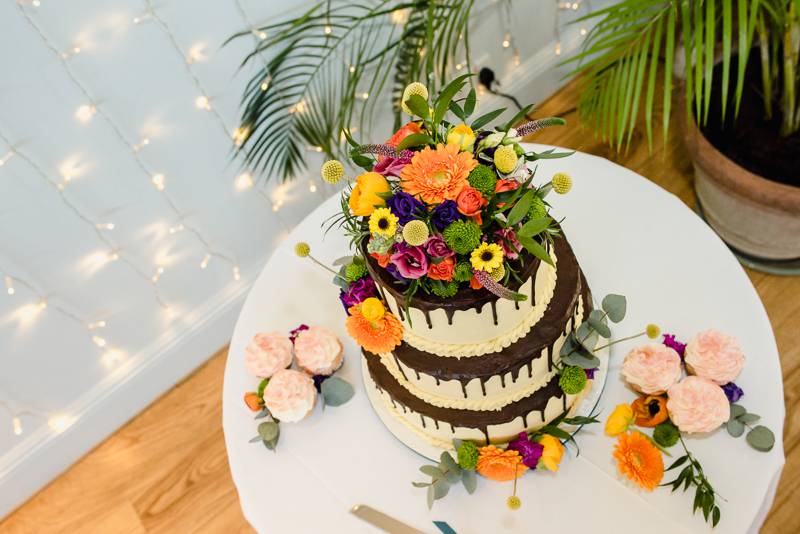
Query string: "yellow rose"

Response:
xmin=447 ymin=123 xmax=476 ymax=151
xmin=605 ymin=403 xmax=635 ymax=436
xmin=538 ymin=434 xmax=564 ymax=472
xmin=360 ymin=297 xmax=385 ymax=322
xmin=348 ymin=172 xmax=390 ymax=216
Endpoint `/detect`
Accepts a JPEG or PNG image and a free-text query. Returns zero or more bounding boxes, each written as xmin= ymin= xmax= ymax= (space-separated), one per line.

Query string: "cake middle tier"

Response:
xmin=364 ymin=233 xmax=579 ymax=357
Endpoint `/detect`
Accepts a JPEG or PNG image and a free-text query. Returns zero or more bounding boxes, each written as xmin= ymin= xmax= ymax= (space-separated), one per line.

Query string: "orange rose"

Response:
xmin=476 ymin=445 xmax=528 ymax=482
xmin=456 ymin=186 xmax=488 ymax=224
xmin=427 ymin=256 xmax=455 ymax=281
xmin=631 ymin=396 xmax=669 ymax=427
xmin=349 ymin=172 xmax=390 ymax=216
xmin=469 ymin=274 xmax=483 ymax=290
xmin=243 ymin=392 xmax=261 ymax=412
xmin=370 ymin=252 xmax=391 ymax=268
xmin=387 ymin=121 xmax=422 ymax=148
xmin=495 ymin=179 xmax=519 ymax=194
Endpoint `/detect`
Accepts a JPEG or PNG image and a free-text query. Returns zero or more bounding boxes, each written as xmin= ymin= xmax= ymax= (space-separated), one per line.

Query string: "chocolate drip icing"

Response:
xmin=490 ymin=301 xmax=498 ymax=325
xmin=393 ymin=355 xmax=407 ymax=381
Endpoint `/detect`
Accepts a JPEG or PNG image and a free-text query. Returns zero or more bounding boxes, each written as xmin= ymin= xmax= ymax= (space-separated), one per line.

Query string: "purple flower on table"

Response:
xmin=506 ymin=432 xmax=544 ymax=469
xmin=424 ymin=235 xmax=454 ymax=259
xmin=722 ymin=382 xmax=744 ymax=403
xmin=387 ymin=191 xmax=424 ymax=225
xmin=431 ymin=200 xmax=462 ymax=231
xmin=662 ymin=333 xmax=687 ymax=359
xmin=312 ymin=374 xmax=329 ymax=392
xmin=585 ymin=368 xmax=597 ymax=380
xmin=339 ymin=277 xmax=378 ymax=310
xmin=289 ymin=324 xmax=309 ymax=344
xmin=495 ymin=228 xmax=522 ymax=260
xmin=389 ymin=242 xmax=429 ymax=279
xmin=373 ymin=150 xmax=413 ymax=178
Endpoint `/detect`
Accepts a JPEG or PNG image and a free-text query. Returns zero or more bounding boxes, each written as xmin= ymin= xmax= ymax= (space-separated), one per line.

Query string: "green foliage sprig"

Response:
xmin=663 ymin=436 xmax=725 ymax=527
xmin=726 ymin=403 xmax=776 ymax=451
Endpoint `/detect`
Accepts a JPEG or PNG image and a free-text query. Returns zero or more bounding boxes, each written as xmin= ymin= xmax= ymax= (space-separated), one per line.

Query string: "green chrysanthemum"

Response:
xmin=527 ymin=195 xmax=547 ymax=220
xmin=457 ymin=441 xmax=479 ymax=470
xmin=431 ymin=281 xmax=459 ymax=298
xmin=467 ymin=164 xmax=497 ymax=197
xmin=453 ymin=262 xmax=473 ymax=283
xmin=345 ymin=262 xmax=368 ymax=283
xmin=559 ymin=366 xmax=587 ymax=395
xmin=443 ymin=220 xmax=481 ymax=255
xmin=653 ymin=422 xmax=680 ymax=448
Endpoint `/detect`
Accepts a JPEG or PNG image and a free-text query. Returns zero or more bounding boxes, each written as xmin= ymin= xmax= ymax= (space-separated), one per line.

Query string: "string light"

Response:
xmin=12 ymin=417 xmax=22 ymax=436
xmin=233 ymin=126 xmax=249 ymax=147
xmin=200 ymin=253 xmax=211 ymax=269
xmin=390 ymin=8 xmax=410 ymax=25
xmin=96 ymin=222 xmax=115 ymax=230
xmin=87 ymin=320 xmax=106 ymax=329
xmin=91 ymin=335 xmax=107 ymax=348
xmin=0 ymin=150 xmax=14 ymax=166
xmin=309 ymin=182 xmax=317 ymax=193
xmin=4 ymin=275 xmax=14 ymax=295
xmin=252 ymin=29 xmax=267 ymax=40
xmin=323 ymin=25 xmax=332 ymax=35
xmin=502 ymin=34 xmax=511 ymax=48
xmin=235 ymin=172 xmax=254 ymax=191
xmin=195 ymin=95 xmax=211 ymax=110
xmin=74 ymin=104 xmax=96 ymax=124
xmin=151 ymin=173 xmax=165 ymax=191
xmin=232 ymin=265 xmax=241 ymax=281
xmin=48 ymin=415 xmax=74 ymax=434
xmin=360 ymin=92 xmax=369 ymax=100
xmin=580 ymin=27 xmax=588 ymax=36
xmin=260 ymin=78 xmax=270 ymax=91
xmin=168 ymin=223 xmax=184 ymax=234
xmin=60 ymin=45 xmax=82 ymax=60
xmin=151 ymin=266 xmax=164 ymax=283
xmin=133 ymin=138 xmax=150 ymax=152
xmin=555 ymin=42 xmax=562 ymax=55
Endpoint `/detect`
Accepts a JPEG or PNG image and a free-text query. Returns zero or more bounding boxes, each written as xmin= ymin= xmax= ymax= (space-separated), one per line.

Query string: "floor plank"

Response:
xmin=0 ymin=79 xmax=797 ymax=533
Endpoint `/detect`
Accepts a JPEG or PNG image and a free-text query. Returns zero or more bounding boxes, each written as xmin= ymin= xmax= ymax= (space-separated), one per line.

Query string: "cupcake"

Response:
xmin=621 ymin=343 xmax=682 ymax=395
xmin=684 ymin=329 xmax=745 ymax=385
xmin=244 ymin=332 xmax=293 ymax=378
xmin=294 ymin=326 xmax=344 ymax=376
xmin=262 ymin=369 xmax=317 ymax=422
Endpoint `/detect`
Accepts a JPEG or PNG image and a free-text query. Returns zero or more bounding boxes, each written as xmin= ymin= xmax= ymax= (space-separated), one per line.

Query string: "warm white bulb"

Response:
xmin=195 ymin=95 xmax=210 ymax=110
xmin=455 ymin=63 xmax=463 ymax=70
xmin=200 ymin=253 xmax=211 ymax=269
xmin=151 ymin=173 xmax=165 ymax=191
xmin=361 ymin=92 xmax=369 ymax=100
xmin=152 ymin=266 xmax=164 ymax=283
xmin=4 ymin=276 xmax=13 ymax=295
xmin=260 ymin=80 xmax=270 ymax=91
xmin=233 ymin=266 xmax=241 ymax=281
xmin=253 ymin=29 xmax=267 ymax=40
xmin=48 ymin=415 xmax=73 ymax=433
xmin=32 ymin=0 xmax=41 ymax=6
xmin=580 ymin=27 xmax=587 ymax=36
xmin=168 ymin=223 xmax=184 ymax=234
xmin=88 ymin=320 xmax=106 ymax=330
xmin=233 ymin=126 xmax=249 ymax=147
xmin=38 ymin=299 xmax=47 ymax=310
xmin=555 ymin=42 xmax=562 ymax=55
xmin=96 ymin=222 xmax=115 ymax=230
xmin=309 ymin=183 xmax=317 ymax=193
xmin=235 ymin=172 xmax=254 ymax=191
xmin=107 ymin=251 xmax=119 ymax=262
xmin=74 ymin=104 xmax=96 ymax=124
xmin=348 ymin=65 xmax=356 ymax=74
xmin=12 ymin=417 xmax=22 ymax=436
xmin=323 ymin=25 xmax=332 ymax=35
xmin=502 ymin=39 xmax=510 ymax=49
xmin=92 ymin=335 xmax=107 ymax=348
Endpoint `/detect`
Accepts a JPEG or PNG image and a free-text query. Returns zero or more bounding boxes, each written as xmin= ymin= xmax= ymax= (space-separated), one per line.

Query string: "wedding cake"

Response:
xmin=327 ymin=77 xmax=601 ymax=449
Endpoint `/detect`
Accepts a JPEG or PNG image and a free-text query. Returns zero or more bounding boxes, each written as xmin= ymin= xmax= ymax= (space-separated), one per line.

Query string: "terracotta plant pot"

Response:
xmin=679 ymin=109 xmax=800 ymax=262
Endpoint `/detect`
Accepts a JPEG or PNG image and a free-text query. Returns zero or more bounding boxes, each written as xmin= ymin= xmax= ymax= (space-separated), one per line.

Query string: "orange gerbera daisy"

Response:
xmin=400 ymin=143 xmax=477 ymax=204
xmin=345 ymin=304 xmax=403 ymax=354
xmin=476 ymin=446 xmax=528 ymax=482
xmin=613 ymin=431 xmax=664 ymax=491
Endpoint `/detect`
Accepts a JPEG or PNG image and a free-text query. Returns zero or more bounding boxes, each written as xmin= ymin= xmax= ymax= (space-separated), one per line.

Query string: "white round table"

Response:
xmin=222 ymin=145 xmax=785 ymax=534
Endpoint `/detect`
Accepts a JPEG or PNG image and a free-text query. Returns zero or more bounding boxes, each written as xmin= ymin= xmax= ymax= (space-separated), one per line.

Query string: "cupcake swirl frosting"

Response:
xmin=684 ymin=329 xmax=745 ymax=385
xmin=244 ymin=332 xmax=293 ymax=378
xmin=294 ymin=326 xmax=344 ymax=376
xmin=621 ymin=343 xmax=682 ymax=395
xmin=263 ymin=369 xmax=317 ymax=423
xmin=667 ymin=376 xmax=730 ymax=433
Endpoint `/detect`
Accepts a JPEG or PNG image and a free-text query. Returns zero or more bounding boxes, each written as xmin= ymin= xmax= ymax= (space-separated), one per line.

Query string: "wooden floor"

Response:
xmin=1 ymin=82 xmax=798 ymax=533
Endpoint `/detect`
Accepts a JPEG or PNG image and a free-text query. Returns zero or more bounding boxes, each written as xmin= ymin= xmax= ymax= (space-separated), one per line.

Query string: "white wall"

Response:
xmin=0 ymin=0 xmax=603 ymax=518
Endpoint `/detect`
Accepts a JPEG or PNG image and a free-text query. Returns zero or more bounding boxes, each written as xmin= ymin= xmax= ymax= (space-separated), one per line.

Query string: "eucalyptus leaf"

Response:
xmin=426 ymin=484 xmax=435 ymax=509
xmin=560 ymin=333 xmax=579 ymax=357
xmin=729 ymin=404 xmax=746 ymax=419
xmin=432 ymin=478 xmax=450 ymax=499
xmin=440 ymin=452 xmax=460 ymax=473
xmin=248 ymin=435 xmax=262 ymax=443
xmin=258 ymin=421 xmax=279 ymax=442
xmin=461 ymin=469 xmax=477 ymax=494
xmin=601 ymin=294 xmax=627 ymax=323
xmin=737 ymin=413 xmax=760 ymax=423
xmin=321 ymin=376 xmax=355 ymax=407
xmin=420 ymin=465 xmax=443 ymax=477
xmin=746 ymin=425 xmax=775 ymax=452
xmin=561 ymin=347 xmax=601 ymax=369
xmin=726 ymin=418 xmax=745 ymax=437
xmin=254 ymin=407 xmax=270 ymax=420
xmin=588 ymin=310 xmax=612 ymax=338
xmin=412 ymin=481 xmax=430 ymax=488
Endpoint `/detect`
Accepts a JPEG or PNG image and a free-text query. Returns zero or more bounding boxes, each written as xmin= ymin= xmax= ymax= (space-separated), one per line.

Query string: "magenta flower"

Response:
xmin=662 ymin=333 xmax=687 ymax=359
xmin=495 ymin=228 xmax=522 ymax=259
xmin=373 ymin=150 xmax=413 ymax=178
xmin=507 ymin=432 xmax=544 ymax=469
xmin=390 ymin=242 xmax=429 ymax=279
xmin=424 ymin=235 xmax=454 ymax=258
xmin=289 ymin=324 xmax=310 ymax=344
xmin=339 ymin=277 xmax=377 ymax=309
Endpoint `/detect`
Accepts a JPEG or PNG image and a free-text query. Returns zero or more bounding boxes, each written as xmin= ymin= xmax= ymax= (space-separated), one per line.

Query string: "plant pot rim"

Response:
xmin=678 ymin=106 xmax=800 ymax=215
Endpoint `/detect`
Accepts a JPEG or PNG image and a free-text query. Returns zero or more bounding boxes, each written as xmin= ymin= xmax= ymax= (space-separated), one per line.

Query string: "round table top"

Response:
xmin=222 ymin=145 xmax=785 ymax=534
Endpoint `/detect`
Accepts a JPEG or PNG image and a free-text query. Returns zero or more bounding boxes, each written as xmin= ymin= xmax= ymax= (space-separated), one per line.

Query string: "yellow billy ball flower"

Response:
xmin=402 ymin=220 xmax=429 ymax=246
xmin=360 ymin=297 xmax=385 ymax=322
xmin=506 ymin=496 xmax=522 ymax=510
xmin=368 ymin=208 xmax=399 ymax=238
xmin=493 ymin=144 xmax=518 ymax=174
xmin=401 ymin=82 xmax=429 ymax=115
xmin=490 ymin=263 xmax=505 ymax=282
xmin=646 ymin=323 xmax=661 ymax=339
xmin=470 ymin=242 xmax=504 ymax=272
xmin=294 ymin=242 xmax=311 ymax=258
xmin=551 ymin=172 xmax=573 ymax=194
xmin=320 ymin=159 xmax=345 ymax=184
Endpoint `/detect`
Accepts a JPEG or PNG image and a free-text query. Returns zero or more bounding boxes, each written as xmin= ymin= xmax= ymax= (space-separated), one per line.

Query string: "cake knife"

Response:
xmin=350 ymin=504 xmax=430 ymax=534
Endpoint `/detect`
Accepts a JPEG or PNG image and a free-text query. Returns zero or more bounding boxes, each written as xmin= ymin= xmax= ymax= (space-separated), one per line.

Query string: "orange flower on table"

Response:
xmin=400 ymin=143 xmax=477 ymax=204
xmin=243 ymin=392 xmax=261 ymax=412
xmin=476 ymin=445 xmax=528 ymax=481
xmin=427 ymin=256 xmax=455 ymax=281
xmin=386 ymin=121 xmax=422 ymax=148
xmin=345 ymin=301 xmax=403 ymax=354
xmin=349 ymin=172 xmax=390 ymax=216
xmin=613 ymin=431 xmax=664 ymax=491
xmin=456 ymin=186 xmax=488 ymax=224
xmin=631 ymin=395 xmax=669 ymax=427
xmin=370 ymin=251 xmax=391 ymax=268
xmin=538 ymin=434 xmax=564 ymax=472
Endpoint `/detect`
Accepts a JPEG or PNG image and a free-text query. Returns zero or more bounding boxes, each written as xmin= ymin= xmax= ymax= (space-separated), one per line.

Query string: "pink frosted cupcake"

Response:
xmin=621 ymin=343 xmax=682 ymax=395
xmin=263 ymin=369 xmax=317 ymax=422
xmin=244 ymin=332 xmax=293 ymax=378
xmin=684 ymin=329 xmax=745 ymax=385
xmin=667 ymin=376 xmax=730 ymax=433
xmin=294 ymin=326 xmax=344 ymax=376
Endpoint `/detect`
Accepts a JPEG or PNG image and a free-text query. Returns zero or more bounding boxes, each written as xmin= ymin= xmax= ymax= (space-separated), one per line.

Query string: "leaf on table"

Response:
xmin=746 ymin=425 xmax=775 ymax=452
xmin=321 ymin=376 xmax=355 ymax=407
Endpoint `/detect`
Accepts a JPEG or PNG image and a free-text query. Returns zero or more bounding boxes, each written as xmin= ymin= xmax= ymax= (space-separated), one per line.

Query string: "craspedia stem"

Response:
xmin=355 ymin=144 xmax=398 ymax=157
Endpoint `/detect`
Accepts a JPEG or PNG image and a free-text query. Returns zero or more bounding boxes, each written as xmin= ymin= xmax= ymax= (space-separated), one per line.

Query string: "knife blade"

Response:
xmin=350 ymin=504 xmax=430 ymax=534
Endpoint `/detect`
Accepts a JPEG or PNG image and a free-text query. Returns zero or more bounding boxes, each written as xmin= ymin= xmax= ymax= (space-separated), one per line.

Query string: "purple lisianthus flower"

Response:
xmin=585 ymin=368 xmax=597 ymax=380
xmin=431 ymin=200 xmax=462 ymax=231
xmin=662 ymin=333 xmax=687 ymax=359
xmin=339 ymin=276 xmax=377 ymax=310
xmin=387 ymin=191 xmax=424 ymax=224
xmin=390 ymin=242 xmax=429 ymax=279
xmin=424 ymin=235 xmax=454 ymax=258
xmin=385 ymin=263 xmax=409 ymax=284
xmin=495 ymin=228 xmax=522 ymax=260
xmin=289 ymin=324 xmax=309 ymax=344
xmin=507 ymin=432 xmax=544 ymax=469
xmin=312 ymin=374 xmax=329 ymax=392
xmin=373 ymin=150 xmax=413 ymax=178
xmin=722 ymin=382 xmax=744 ymax=403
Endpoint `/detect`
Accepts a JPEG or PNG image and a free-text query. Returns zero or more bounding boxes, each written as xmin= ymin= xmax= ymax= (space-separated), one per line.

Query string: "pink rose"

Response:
xmin=424 ymin=235 xmax=454 ymax=258
xmin=294 ymin=326 xmax=343 ymax=376
xmin=684 ymin=329 xmax=745 ymax=385
xmin=244 ymin=332 xmax=293 ymax=378
xmin=263 ymin=369 xmax=317 ymax=422
xmin=667 ymin=376 xmax=730 ymax=433
xmin=621 ymin=343 xmax=682 ymax=395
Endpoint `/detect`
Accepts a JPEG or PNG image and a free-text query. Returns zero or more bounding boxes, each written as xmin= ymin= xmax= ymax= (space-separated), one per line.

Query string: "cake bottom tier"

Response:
xmin=363 ymin=352 xmax=589 ymax=446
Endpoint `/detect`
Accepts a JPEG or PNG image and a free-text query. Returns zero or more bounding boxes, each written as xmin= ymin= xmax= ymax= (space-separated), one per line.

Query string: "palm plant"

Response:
xmin=565 ymin=0 xmax=800 ymax=151
xmin=229 ymin=1 xmax=478 ymax=182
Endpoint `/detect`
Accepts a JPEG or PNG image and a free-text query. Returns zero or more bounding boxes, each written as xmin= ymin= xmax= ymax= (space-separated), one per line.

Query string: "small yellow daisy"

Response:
xmin=368 ymin=208 xmax=399 ymax=238
xmin=470 ymin=242 xmax=504 ymax=272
